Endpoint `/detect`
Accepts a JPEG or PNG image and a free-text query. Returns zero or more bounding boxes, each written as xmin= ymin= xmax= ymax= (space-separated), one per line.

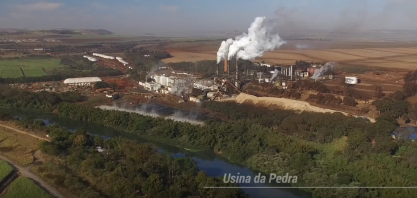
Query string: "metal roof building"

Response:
xmin=64 ymin=77 xmax=102 ymax=86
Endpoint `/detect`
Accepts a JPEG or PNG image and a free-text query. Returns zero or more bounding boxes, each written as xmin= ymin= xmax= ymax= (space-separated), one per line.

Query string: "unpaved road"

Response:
xmin=0 ymin=124 xmax=63 ymax=198
xmin=0 ymin=123 xmax=50 ymax=142
xmin=0 ymin=155 xmax=65 ymax=198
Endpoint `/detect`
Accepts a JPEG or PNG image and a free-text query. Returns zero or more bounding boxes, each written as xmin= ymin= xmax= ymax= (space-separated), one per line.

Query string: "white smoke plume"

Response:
xmin=216 ymin=16 xmax=286 ymax=63
xmin=295 ymin=44 xmax=309 ymax=49
xmin=97 ymin=104 xmax=204 ymax=125
xmin=270 ymin=69 xmax=279 ymax=81
xmin=311 ymin=62 xmax=336 ymax=80
xmin=216 ymin=38 xmax=234 ymax=64
xmin=146 ymin=61 xmax=166 ymax=80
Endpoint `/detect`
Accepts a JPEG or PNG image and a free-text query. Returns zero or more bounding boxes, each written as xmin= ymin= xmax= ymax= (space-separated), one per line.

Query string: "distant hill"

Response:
xmin=0 ymin=28 xmax=114 ymax=36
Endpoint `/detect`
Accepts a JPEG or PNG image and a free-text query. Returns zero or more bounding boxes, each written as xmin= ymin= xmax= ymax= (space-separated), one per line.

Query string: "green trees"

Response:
xmin=34 ymin=123 xmax=249 ymax=198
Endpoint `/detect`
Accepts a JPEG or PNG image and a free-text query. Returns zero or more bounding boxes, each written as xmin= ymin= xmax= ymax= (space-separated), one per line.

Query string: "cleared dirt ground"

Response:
xmin=162 ymin=40 xmax=417 ymax=70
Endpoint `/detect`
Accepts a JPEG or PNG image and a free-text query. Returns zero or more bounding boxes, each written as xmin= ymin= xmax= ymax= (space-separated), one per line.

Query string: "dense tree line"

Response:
xmin=53 ymin=101 xmax=417 ymax=198
xmin=0 ymin=86 xmax=85 ymax=111
xmin=60 ymin=56 xmax=94 ymax=70
xmin=0 ymin=115 xmax=248 ymax=198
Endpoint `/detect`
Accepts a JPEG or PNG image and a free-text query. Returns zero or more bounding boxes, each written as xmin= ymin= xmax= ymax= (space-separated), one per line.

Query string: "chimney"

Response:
xmin=290 ymin=65 xmax=293 ymax=80
xmin=236 ymin=61 xmax=238 ymax=81
xmin=224 ymin=59 xmax=228 ymax=73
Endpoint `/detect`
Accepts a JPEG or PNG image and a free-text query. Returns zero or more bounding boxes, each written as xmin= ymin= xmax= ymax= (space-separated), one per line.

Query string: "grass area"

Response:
xmin=0 ymin=67 xmax=23 ymax=78
xmin=2 ymin=177 xmax=52 ymax=198
xmin=0 ymin=58 xmax=61 ymax=78
xmin=0 ymin=160 xmax=13 ymax=183
xmin=0 ymin=125 xmax=41 ymax=166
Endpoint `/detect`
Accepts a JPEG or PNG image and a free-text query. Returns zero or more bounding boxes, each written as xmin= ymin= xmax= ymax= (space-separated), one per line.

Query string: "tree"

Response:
xmin=403 ymin=82 xmax=417 ymax=97
xmin=94 ymin=81 xmax=110 ymax=89
xmin=391 ymin=91 xmax=406 ymax=100
xmin=374 ymin=86 xmax=384 ymax=99
xmin=343 ymin=96 xmax=357 ymax=107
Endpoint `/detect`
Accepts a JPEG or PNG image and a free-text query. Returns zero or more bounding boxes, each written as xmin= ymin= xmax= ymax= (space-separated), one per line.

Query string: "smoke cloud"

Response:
xmin=98 ymin=104 xmax=204 ymax=125
xmin=270 ymin=69 xmax=279 ymax=81
xmin=216 ymin=39 xmax=234 ymax=64
xmin=216 ymin=16 xmax=286 ymax=63
xmin=311 ymin=62 xmax=336 ymax=80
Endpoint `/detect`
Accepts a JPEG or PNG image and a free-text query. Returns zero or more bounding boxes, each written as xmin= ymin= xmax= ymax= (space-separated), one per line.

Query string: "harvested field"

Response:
xmin=161 ymin=40 xmax=417 ymax=70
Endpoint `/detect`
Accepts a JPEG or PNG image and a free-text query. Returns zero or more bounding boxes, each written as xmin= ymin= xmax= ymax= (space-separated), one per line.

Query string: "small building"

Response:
xmin=63 ymin=77 xmax=102 ymax=86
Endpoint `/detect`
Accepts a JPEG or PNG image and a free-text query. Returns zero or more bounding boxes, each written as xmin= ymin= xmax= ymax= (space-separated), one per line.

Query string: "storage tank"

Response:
xmin=282 ymin=82 xmax=286 ymax=86
xmin=345 ymin=77 xmax=358 ymax=84
xmin=265 ymin=78 xmax=270 ymax=83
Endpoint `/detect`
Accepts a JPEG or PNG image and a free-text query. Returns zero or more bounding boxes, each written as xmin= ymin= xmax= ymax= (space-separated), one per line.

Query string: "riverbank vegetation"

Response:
xmin=2 ymin=177 xmax=52 ymax=198
xmin=0 ymin=160 xmax=13 ymax=182
xmin=55 ymin=101 xmax=417 ymax=198
xmin=0 ymin=114 xmax=249 ymax=198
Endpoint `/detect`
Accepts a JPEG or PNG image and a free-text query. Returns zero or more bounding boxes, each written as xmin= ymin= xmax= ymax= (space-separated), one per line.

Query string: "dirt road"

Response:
xmin=0 ymin=124 xmax=63 ymax=197
xmin=0 ymin=123 xmax=50 ymax=142
xmin=0 ymin=155 xmax=65 ymax=198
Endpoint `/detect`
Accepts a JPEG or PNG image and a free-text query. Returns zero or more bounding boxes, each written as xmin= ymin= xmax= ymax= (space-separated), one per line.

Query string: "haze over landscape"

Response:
xmin=1 ymin=0 xmax=417 ymax=38
xmin=3 ymin=1 xmax=417 ymax=198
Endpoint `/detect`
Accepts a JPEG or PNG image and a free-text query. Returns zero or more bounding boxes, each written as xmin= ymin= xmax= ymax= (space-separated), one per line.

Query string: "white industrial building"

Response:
xmin=92 ymin=53 xmax=115 ymax=60
xmin=63 ymin=77 xmax=102 ymax=86
xmin=345 ymin=77 xmax=358 ymax=84
xmin=138 ymin=81 xmax=161 ymax=92
xmin=83 ymin=55 xmax=98 ymax=62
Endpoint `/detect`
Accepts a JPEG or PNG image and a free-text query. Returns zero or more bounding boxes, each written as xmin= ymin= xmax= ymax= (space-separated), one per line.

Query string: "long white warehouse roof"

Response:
xmin=64 ymin=77 xmax=102 ymax=84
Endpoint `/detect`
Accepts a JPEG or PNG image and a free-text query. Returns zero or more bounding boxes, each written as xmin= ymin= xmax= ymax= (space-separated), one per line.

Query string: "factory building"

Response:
xmin=83 ymin=55 xmax=98 ymax=62
xmin=63 ymin=77 xmax=102 ymax=86
xmin=138 ymin=82 xmax=161 ymax=92
xmin=92 ymin=53 xmax=115 ymax=60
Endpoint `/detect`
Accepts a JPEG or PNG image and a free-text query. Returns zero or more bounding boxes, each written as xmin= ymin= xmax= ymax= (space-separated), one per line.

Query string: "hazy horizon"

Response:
xmin=1 ymin=0 xmax=417 ymax=37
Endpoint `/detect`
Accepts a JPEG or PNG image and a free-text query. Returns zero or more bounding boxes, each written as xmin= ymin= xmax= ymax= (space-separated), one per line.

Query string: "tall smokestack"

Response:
xmin=228 ymin=60 xmax=230 ymax=76
xmin=236 ymin=61 xmax=238 ymax=81
xmin=224 ymin=59 xmax=228 ymax=73
xmin=290 ymin=65 xmax=293 ymax=80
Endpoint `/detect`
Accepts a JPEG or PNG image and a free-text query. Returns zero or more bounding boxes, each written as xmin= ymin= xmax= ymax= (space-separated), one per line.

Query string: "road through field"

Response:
xmin=0 ymin=124 xmax=63 ymax=198
xmin=0 ymin=123 xmax=50 ymax=142
xmin=0 ymin=155 xmax=65 ymax=198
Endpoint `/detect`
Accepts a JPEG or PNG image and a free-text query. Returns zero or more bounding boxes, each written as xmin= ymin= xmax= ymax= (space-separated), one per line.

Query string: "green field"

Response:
xmin=0 ymin=58 xmax=62 ymax=78
xmin=2 ymin=177 xmax=52 ymax=198
xmin=0 ymin=160 xmax=13 ymax=183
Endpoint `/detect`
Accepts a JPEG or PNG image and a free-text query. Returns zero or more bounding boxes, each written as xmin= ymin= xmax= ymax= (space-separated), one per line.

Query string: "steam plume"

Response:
xmin=311 ymin=62 xmax=336 ymax=80
xmin=216 ymin=38 xmax=234 ymax=64
xmin=270 ymin=69 xmax=279 ymax=81
xmin=98 ymin=104 xmax=204 ymax=125
xmin=216 ymin=16 xmax=286 ymax=63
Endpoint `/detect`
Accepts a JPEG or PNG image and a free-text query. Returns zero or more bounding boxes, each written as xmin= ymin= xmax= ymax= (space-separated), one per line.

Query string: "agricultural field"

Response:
xmin=0 ymin=160 xmax=13 ymax=183
xmin=0 ymin=125 xmax=41 ymax=166
xmin=161 ymin=40 xmax=417 ymax=70
xmin=2 ymin=177 xmax=51 ymax=198
xmin=0 ymin=58 xmax=62 ymax=78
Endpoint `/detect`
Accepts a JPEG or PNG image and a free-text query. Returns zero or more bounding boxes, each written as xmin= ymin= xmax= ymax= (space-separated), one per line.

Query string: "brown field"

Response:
xmin=161 ymin=40 xmax=417 ymax=70
xmin=101 ymin=77 xmax=138 ymax=92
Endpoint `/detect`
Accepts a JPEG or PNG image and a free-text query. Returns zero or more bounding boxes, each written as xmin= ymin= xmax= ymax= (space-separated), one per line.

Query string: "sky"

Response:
xmin=0 ymin=0 xmax=416 ymax=36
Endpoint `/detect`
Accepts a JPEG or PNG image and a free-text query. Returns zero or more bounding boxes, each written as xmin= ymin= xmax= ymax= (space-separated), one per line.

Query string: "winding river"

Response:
xmin=2 ymin=109 xmax=311 ymax=198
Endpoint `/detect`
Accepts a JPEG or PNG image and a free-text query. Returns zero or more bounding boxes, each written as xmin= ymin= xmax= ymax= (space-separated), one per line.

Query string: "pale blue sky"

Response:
xmin=0 ymin=0 xmax=416 ymax=36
